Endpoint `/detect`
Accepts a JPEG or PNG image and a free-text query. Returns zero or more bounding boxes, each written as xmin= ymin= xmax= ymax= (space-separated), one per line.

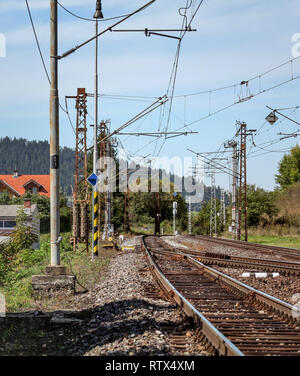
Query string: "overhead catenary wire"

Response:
xmin=57 ymin=1 xmax=130 ymax=22
xmin=25 ymin=0 xmax=50 ymax=84
xmin=25 ymin=0 xmax=79 ymax=138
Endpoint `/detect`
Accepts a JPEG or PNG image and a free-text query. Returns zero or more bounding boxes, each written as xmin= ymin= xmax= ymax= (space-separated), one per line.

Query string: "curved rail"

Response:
xmin=141 ymin=236 xmax=244 ymax=356
xmin=142 ymin=235 xmax=300 ymax=356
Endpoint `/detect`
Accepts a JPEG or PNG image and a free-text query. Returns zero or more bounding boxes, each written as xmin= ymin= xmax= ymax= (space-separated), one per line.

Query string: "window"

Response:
xmin=32 ymin=187 xmax=38 ymax=194
xmin=0 ymin=220 xmax=16 ymax=229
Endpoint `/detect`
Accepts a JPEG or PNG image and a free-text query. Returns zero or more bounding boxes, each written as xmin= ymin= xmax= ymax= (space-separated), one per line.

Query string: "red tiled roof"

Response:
xmin=0 ymin=175 xmax=50 ymax=198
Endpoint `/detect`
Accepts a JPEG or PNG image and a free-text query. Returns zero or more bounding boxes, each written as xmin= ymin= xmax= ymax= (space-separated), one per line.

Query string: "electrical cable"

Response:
xmin=58 ymin=1 xmax=130 ymax=22
xmin=25 ymin=0 xmax=51 ymax=84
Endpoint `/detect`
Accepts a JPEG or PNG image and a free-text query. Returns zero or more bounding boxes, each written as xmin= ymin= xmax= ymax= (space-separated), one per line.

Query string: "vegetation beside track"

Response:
xmin=0 ymin=230 xmax=117 ymax=312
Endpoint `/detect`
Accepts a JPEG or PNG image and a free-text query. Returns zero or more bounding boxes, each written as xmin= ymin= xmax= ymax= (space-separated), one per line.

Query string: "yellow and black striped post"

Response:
xmin=93 ymin=190 xmax=99 ymax=256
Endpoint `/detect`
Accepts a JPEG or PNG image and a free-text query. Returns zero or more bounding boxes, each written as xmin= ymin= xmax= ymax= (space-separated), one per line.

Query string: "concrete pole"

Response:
xmin=92 ymin=19 xmax=99 ymax=259
xmin=173 ymin=210 xmax=176 ymax=235
xmin=50 ymin=0 xmax=60 ymax=266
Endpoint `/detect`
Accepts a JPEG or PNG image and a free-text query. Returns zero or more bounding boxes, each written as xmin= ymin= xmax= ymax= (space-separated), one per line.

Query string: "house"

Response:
xmin=0 ymin=170 xmax=50 ymax=198
xmin=0 ymin=199 xmax=40 ymax=249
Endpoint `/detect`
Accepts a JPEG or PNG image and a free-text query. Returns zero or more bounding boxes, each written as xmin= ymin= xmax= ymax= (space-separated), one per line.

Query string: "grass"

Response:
xmin=0 ymin=232 xmax=118 ymax=312
xmin=247 ymin=234 xmax=300 ymax=249
xmin=223 ymin=231 xmax=300 ymax=249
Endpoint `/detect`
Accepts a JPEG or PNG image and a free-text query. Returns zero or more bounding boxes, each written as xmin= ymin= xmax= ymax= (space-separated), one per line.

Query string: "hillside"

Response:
xmin=0 ymin=137 xmax=75 ymax=194
xmin=0 ymin=137 xmax=229 ymax=205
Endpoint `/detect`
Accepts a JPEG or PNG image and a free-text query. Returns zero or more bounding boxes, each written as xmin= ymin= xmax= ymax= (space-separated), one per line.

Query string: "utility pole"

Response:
xmin=92 ymin=0 xmax=104 ymax=258
xmin=70 ymin=88 xmax=89 ymax=253
xmin=106 ymin=139 xmax=112 ymax=238
xmin=209 ymin=172 xmax=217 ymax=237
xmin=173 ymin=201 xmax=177 ymax=235
xmin=225 ymin=140 xmax=238 ymax=239
xmin=188 ymin=196 xmax=192 ymax=235
xmin=236 ymin=122 xmax=256 ymax=242
xmin=50 ymin=0 xmax=60 ymax=266
xmin=155 ymin=192 xmax=161 ymax=235
xmin=220 ymin=188 xmax=226 ymax=226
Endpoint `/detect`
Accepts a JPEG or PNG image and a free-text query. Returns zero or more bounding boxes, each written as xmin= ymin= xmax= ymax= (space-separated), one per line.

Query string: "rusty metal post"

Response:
xmin=244 ymin=128 xmax=248 ymax=242
xmin=50 ymin=0 xmax=60 ymax=266
xmin=72 ymin=88 xmax=89 ymax=252
xmin=237 ymin=122 xmax=249 ymax=242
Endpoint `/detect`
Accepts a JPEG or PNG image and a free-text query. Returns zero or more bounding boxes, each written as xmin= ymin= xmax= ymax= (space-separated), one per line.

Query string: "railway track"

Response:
xmin=151 ymin=238 xmax=300 ymax=276
xmin=181 ymin=235 xmax=300 ymax=261
xmin=142 ymin=236 xmax=300 ymax=356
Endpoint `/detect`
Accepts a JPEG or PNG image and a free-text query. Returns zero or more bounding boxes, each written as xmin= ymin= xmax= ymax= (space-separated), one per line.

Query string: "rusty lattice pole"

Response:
xmin=73 ymin=88 xmax=89 ymax=251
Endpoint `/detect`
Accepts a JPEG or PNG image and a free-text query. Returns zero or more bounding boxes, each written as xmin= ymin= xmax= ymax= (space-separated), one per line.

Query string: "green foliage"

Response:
xmin=247 ymin=185 xmax=279 ymax=227
xmin=0 ymin=192 xmax=11 ymax=204
xmin=129 ymin=187 xmax=188 ymax=232
xmin=193 ymin=200 xmax=225 ymax=235
xmin=275 ymin=144 xmax=300 ymax=189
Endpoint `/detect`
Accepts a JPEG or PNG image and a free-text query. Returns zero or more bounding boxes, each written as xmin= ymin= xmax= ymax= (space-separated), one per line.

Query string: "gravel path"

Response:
xmin=76 ymin=247 xmax=210 ymax=356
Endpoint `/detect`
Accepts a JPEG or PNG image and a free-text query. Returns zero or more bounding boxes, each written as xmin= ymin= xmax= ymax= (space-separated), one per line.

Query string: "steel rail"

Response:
xmin=144 ymin=236 xmax=300 ymax=355
xmin=150 ymin=239 xmax=300 ymax=275
xmin=150 ymin=240 xmax=299 ymax=321
xmin=196 ymin=255 xmax=300 ymax=276
xmin=184 ymin=235 xmax=300 ymax=258
xmin=187 ymin=256 xmax=299 ymax=322
xmin=141 ymin=236 xmax=244 ymax=356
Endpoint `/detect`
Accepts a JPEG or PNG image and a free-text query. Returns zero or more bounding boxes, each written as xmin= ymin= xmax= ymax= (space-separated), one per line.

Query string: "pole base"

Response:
xmin=32 ymin=266 xmax=75 ymax=297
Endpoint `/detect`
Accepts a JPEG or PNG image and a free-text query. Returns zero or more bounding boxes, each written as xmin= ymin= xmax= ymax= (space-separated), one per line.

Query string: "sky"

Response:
xmin=1 ymin=0 xmax=300 ymax=192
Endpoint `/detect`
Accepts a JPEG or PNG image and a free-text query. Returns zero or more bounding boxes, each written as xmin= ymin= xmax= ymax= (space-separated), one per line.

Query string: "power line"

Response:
xmin=25 ymin=0 xmax=50 ymax=84
xmin=25 ymin=0 xmax=80 ymax=138
xmin=58 ymin=1 xmax=130 ymax=22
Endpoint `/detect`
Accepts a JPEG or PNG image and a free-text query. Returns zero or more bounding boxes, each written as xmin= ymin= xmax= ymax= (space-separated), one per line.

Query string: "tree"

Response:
xmin=276 ymin=145 xmax=300 ymax=189
xmin=194 ymin=199 xmax=225 ymax=235
xmin=245 ymin=185 xmax=279 ymax=227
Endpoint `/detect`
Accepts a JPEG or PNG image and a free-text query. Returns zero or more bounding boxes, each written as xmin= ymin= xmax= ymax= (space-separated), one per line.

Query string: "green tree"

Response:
xmin=243 ymin=185 xmax=279 ymax=227
xmin=0 ymin=192 xmax=11 ymax=204
xmin=275 ymin=145 xmax=300 ymax=189
xmin=194 ymin=200 xmax=225 ymax=235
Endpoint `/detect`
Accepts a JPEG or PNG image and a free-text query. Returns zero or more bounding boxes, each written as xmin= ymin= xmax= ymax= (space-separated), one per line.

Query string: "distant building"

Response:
xmin=0 ymin=170 xmax=50 ymax=198
xmin=0 ymin=199 xmax=40 ymax=249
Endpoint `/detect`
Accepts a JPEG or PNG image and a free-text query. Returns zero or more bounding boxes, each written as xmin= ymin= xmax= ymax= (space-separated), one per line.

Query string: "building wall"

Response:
xmin=0 ymin=186 xmax=15 ymax=198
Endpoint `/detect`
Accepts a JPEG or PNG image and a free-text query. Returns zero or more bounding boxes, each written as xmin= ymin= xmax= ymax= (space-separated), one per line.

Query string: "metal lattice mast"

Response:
xmin=236 ymin=122 xmax=256 ymax=242
xmin=225 ymin=139 xmax=239 ymax=239
xmin=209 ymin=172 xmax=216 ymax=237
xmin=73 ymin=88 xmax=89 ymax=252
xmin=221 ymin=188 xmax=226 ymax=226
